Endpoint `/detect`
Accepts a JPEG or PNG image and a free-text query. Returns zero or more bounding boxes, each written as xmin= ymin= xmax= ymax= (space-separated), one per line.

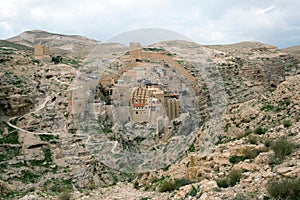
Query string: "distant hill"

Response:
xmin=204 ymin=41 xmax=279 ymax=56
xmin=7 ymin=30 xmax=101 ymax=59
xmin=282 ymin=46 xmax=300 ymax=59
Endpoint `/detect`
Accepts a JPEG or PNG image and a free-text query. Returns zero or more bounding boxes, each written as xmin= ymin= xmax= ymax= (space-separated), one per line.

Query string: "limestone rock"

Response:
xmin=200 ymin=179 xmax=218 ymax=193
xmin=19 ymin=195 xmax=39 ymax=200
xmin=235 ymin=162 xmax=259 ymax=172
xmin=174 ymin=184 xmax=193 ymax=199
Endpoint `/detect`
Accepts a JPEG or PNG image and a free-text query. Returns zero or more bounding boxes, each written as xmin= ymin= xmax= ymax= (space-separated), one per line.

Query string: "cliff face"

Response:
xmin=0 ymin=34 xmax=299 ymax=200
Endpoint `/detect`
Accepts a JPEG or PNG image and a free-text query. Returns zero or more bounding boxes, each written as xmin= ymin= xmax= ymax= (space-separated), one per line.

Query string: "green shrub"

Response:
xmin=102 ymin=128 xmax=112 ymax=134
xmin=229 ymin=155 xmax=245 ymax=164
xmin=261 ymin=104 xmax=275 ymax=111
xmin=236 ymin=130 xmax=252 ymax=139
xmin=244 ymin=149 xmax=260 ymax=159
xmin=264 ymin=138 xmax=273 ymax=147
xmin=248 ymin=135 xmax=258 ymax=144
xmin=233 ymin=193 xmax=247 ymax=200
xmin=133 ymin=181 xmax=140 ymax=189
xmin=159 ymin=178 xmax=192 ymax=192
xmin=39 ymin=134 xmax=59 ymax=141
xmin=51 ymin=55 xmax=63 ymax=64
xmin=253 ymin=126 xmax=267 ymax=135
xmin=19 ymin=170 xmax=40 ymax=183
xmin=216 ymin=177 xmax=229 ymax=188
xmin=188 ymin=143 xmax=195 ymax=152
xmin=44 ymin=179 xmax=73 ymax=193
xmin=187 ymin=186 xmax=197 ymax=197
xmin=0 ymin=131 xmax=19 ymax=144
xmin=233 ymin=192 xmax=258 ymax=200
xmin=269 ymin=137 xmax=295 ymax=165
xmin=216 ymin=169 xmax=242 ymax=188
xmin=267 ymin=178 xmax=300 ymax=200
xmin=227 ymin=169 xmax=242 ymax=186
xmin=283 ymin=120 xmax=292 ymax=128
xmin=0 ymin=147 xmax=20 ymax=162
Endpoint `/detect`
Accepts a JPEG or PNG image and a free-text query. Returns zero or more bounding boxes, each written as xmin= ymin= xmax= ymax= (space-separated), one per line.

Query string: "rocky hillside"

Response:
xmin=0 ymin=34 xmax=299 ymax=200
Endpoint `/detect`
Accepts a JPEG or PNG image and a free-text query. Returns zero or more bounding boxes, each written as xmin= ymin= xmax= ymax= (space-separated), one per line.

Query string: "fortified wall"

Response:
xmin=100 ymin=42 xmax=197 ymax=92
xmin=128 ymin=42 xmax=197 ymax=88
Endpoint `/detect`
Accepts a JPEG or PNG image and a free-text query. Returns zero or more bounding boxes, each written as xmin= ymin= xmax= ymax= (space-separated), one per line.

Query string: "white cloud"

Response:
xmin=0 ymin=0 xmax=299 ymax=47
xmin=256 ymin=5 xmax=277 ymax=15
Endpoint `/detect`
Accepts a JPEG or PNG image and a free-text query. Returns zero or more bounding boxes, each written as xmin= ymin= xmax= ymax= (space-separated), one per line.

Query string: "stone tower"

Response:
xmin=34 ymin=44 xmax=51 ymax=62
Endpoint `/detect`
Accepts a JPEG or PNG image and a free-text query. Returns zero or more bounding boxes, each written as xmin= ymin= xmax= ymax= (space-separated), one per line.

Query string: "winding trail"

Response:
xmin=6 ymin=93 xmax=61 ymax=136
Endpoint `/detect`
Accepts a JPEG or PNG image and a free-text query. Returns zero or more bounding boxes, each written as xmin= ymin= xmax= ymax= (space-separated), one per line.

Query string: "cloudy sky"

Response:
xmin=1 ymin=0 xmax=299 ymax=48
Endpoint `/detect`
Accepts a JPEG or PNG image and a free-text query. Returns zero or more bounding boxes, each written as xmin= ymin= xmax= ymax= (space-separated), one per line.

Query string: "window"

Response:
xmin=136 ymin=111 xmax=138 ymax=114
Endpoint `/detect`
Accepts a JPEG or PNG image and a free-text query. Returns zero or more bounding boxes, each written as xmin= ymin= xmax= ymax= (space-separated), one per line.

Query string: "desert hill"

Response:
xmin=8 ymin=30 xmax=101 ymax=59
xmin=282 ymin=45 xmax=300 ymax=59
xmin=0 ymin=31 xmax=299 ymax=200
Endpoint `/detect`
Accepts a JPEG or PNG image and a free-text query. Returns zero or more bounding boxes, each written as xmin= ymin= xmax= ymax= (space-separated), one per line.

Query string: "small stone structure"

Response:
xmin=34 ymin=44 xmax=51 ymax=62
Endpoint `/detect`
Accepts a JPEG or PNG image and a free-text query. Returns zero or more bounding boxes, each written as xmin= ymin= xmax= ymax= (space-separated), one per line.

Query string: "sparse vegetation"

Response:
xmin=39 ymin=134 xmax=59 ymax=141
xmin=0 ymin=130 xmax=19 ymax=144
xmin=43 ymin=179 xmax=73 ymax=195
xmin=140 ymin=197 xmax=150 ymax=200
xmin=188 ymin=143 xmax=195 ymax=152
xmin=236 ymin=130 xmax=252 ymax=140
xmin=248 ymin=135 xmax=258 ymax=144
xmin=51 ymin=55 xmax=63 ymax=64
xmin=283 ymin=120 xmax=292 ymax=128
xmin=133 ymin=181 xmax=140 ymax=189
xmin=260 ymin=104 xmax=275 ymax=111
xmin=0 ymin=146 xmax=20 ymax=162
xmin=243 ymin=148 xmax=260 ymax=159
xmin=264 ymin=138 xmax=273 ymax=147
xmin=267 ymin=178 xmax=300 ymax=200
xmin=58 ymin=191 xmax=72 ymax=200
xmin=216 ymin=169 xmax=242 ymax=188
xmin=143 ymin=47 xmax=165 ymax=52
xmin=229 ymin=155 xmax=245 ymax=164
xmin=159 ymin=178 xmax=192 ymax=192
xmin=233 ymin=192 xmax=258 ymax=200
xmin=269 ymin=137 xmax=296 ymax=165
xmin=19 ymin=170 xmax=40 ymax=183
xmin=187 ymin=186 xmax=197 ymax=197
xmin=253 ymin=126 xmax=267 ymax=135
